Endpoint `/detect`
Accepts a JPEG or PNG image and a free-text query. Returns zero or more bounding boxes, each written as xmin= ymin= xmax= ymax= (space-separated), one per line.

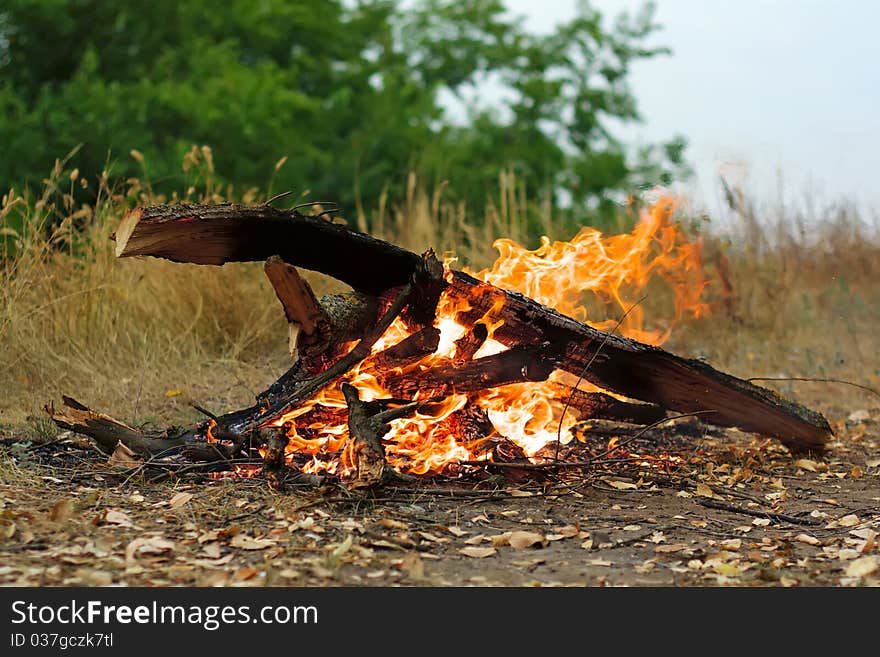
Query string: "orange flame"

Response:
xmin=269 ymin=193 xmax=710 ymax=477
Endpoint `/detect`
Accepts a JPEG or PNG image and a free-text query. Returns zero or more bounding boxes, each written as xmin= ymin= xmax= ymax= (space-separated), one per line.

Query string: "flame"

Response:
xmin=265 ymin=193 xmax=710 ymax=477
xmin=468 ymin=194 xmax=710 ymax=344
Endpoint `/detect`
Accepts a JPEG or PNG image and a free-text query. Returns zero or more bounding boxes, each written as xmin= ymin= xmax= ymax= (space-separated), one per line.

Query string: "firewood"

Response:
xmin=263 ymin=256 xmax=331 ymax=358
xmin=384 ymin=343 xmax=557 ymax=399
xmin=46 ymin=396 xmax=185 ymax=456
xmin=114 ymin=203 xmax=420 ymax=294
xmin=261 ymin=425 xmax=290 ymax=491
xmin=365 ymin=326 xmax=441 ymax=370
xmin=549 ymin=383 xmax=667 ymax=425
xmin=453 ymin=323 xmax=488 ymax=363
xmin=341 ymin=383 xmax=419 ymax=489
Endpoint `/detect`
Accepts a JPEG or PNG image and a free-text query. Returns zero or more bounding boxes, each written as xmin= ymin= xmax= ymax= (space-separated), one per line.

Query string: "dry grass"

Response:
xmin=2 ymin=150 xmax=879 ymax=434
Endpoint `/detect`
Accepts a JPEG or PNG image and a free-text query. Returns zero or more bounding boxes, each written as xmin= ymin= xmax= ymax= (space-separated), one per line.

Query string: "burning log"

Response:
xmin=383 ymin=343 xmax=557 ymax=399
xmin=114 ymin=203 xmax=417 ymax=294
xmin=550 ymin=384 xmax=667 ymax=425
xmin=341 ymin=383 xmax=419 ymax=489
xmin=262 ymin=425 xmax=290 ymax=490
xmin=366 ymin=326 xmax=441 ymax=371
xmin=453 ymin=323 xmax=488 ymax=363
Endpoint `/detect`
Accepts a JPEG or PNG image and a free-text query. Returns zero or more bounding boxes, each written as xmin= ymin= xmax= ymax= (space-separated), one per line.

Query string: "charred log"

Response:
xmin=550 ymin=384 xmax=667 ymax=425
xmin=46 ymin=396 xmax=187 ymax=456
xmin=341 ymin=383 xmax=418 ymax=489
xmin=384 ymin=343 xmax=557 ymax=399
xmin=366 ymin=326 xmax=441 ymax=371
xmin=453 ymin=323 xmax=488 ymax=363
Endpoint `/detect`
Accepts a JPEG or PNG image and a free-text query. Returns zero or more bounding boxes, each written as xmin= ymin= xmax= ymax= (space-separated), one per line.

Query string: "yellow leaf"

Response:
xmin=508 ymin=531 xmax=546 ymax=549
xmin=713 ymin=562 xmax=742 ymax=576
xmin=164 ymin=389 xmax=183 ymax=398
xmin=459 ymin=546 xmax=497 ymax=558
xmin=721 ymin=539 xmax=742 ymax=550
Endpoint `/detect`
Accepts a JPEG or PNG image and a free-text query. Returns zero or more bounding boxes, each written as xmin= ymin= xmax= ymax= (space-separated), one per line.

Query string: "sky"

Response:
xmin=503 ymin=0 xmax=880 ymax=217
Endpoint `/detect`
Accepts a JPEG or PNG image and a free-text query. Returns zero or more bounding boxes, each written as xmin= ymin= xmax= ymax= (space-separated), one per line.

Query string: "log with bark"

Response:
xmin=112 ymin=202 xmax=831 ymax=455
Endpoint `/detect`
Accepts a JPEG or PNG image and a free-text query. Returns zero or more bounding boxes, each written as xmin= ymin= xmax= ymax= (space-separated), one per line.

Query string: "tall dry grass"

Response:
xmin=2 ymin=149 xmax=878 ymax=431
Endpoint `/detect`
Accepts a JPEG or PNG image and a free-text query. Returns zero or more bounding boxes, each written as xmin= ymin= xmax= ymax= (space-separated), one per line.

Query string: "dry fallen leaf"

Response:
xmin=331 ymin=535 xmax=353 ymax=558
xmin=378 ymin=518 xmax=407 ymax=529
xmin=229 ymin=534 xmax=275 ymax=551
xmin=464 ymin=534 xmax=487 ymax=545
xmin=48 ymin=500 xmax=75 ymax=523
xmin=125 ymin=537 xmax=175 ymax=562
xmin=696 ymin=483 xmax=715 ymax=498
xmin=95 ymin=509 xmax=135 ymax=528
xmin=490 ymin=533 xmax=512 ymax=547
xmin=108 ymin=442 xmax=141 ymax=468
xmin=837 ymin=514 xmax=861 ymax=528
xmin=655 ymin=543 xmax=689 ymax=553
xmin=509 ymin=490 xmax=534 ymax=498
xmin=605 ymin=480 xmax=638 ymax=490
xmin=845 ymin=556 xmax=879 ymax=578
xmin=752 ymin=518 xmax=771 ymax=527
xmin=508 ymin=531 xmax=546 ymax=549
xmin=459 ymin=546 xmax=497 ymax=558
xmin=445 ymin=526 xmax=467 ymax=537
xmin=720 ymin=539 xmax=742 ymax=550
xmin=169 ymin=492 xmax=194 ymax=509
xmin=794 ymin=459 xmax=818 ymax=472
xmin=795 ymin=534 xmax=821 ymax=546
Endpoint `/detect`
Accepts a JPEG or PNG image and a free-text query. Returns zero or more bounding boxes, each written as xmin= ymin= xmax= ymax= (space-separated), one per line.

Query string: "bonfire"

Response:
xmin=48 ymin=195 xmax=831 ymax=490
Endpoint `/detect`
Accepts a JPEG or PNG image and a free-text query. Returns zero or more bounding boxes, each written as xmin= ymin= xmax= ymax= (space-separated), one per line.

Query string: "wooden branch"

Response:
xmin=341 ymin=383 xmax=419 ymax=489
xmin=365 ymin=326 xmax=440 ymax=371
xmin=261 ymin=425 xmax=290 ymax=491
xmin=115 ymin=203 xmax=420 ymax=294
xmin=453 ymin=323 xmax=488 ymax=363
xmin=550 ymin=384 xmax=667 ymax=425
xmin=46 ymin=396 xmax=185 ymax=456
xmin=264 ymin=256 xmax=330 ymax=358
xmin=384 ymin=343 xmax=557 ymax=399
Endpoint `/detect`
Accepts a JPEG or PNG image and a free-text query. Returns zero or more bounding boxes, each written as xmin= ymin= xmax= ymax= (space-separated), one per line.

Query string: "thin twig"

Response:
xmin=697 ymin=498 xmax=821 ymax=526
xmin=747 ymin=376 xmax=880 ymax=401
xmin=554 ymin=296 xmax=647 ymax=460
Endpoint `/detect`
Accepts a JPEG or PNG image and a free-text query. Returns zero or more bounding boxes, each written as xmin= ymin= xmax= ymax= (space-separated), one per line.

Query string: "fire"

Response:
xmin=468 ymin=193 xmax=709 ymax=345
xmin=270 ymin=193 xmax=710 ymax=477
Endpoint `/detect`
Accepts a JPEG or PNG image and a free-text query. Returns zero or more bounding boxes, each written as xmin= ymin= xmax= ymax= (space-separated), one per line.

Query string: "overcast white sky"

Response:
xmin=503 ymin=0 xmax=880 ymax=217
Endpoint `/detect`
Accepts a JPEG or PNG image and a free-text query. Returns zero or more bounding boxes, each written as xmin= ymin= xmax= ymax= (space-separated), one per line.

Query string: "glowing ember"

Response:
xmin=269 ymin=193 xmax=710 ymax=477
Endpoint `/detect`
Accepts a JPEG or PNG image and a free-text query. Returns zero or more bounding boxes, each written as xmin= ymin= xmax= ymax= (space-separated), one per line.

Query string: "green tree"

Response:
xmin=0 ymin=0 xmax=686 ymax=230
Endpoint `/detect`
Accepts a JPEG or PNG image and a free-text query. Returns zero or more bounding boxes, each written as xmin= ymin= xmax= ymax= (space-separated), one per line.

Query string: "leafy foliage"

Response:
xmin=0 ymin=0 xmax=686 ymax=229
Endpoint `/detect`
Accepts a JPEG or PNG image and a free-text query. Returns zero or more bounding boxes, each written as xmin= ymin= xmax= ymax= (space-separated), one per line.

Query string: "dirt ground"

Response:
xmin=1 ymin=400 xmax=877 ymax=588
